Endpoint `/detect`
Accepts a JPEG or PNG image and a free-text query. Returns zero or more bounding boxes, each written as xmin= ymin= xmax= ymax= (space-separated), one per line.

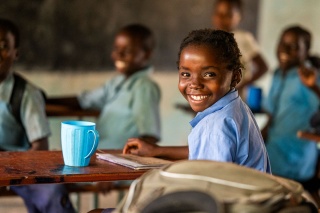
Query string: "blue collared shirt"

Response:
xmin=188 ymin=89 xmax=271 ymax=173
xmin=263 ymin=67 xmax=319 ymax=181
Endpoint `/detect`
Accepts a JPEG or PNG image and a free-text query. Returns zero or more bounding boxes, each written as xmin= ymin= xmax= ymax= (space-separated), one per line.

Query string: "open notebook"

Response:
xmin=96 ymin=153 xmax=172 ymax=170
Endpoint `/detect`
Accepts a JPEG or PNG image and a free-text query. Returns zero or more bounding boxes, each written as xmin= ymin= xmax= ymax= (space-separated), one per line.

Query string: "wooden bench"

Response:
xmin=0 ymin=183 xmax=129 ymax=211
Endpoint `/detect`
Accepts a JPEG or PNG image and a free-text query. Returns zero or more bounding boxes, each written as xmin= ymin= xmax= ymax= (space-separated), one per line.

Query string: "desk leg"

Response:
xmin=93 ymin=193 xmax=99 ymax=209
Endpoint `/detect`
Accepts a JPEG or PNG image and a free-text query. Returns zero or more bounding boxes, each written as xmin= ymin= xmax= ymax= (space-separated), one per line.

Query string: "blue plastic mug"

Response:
xmin=61 ymin=121 xmax=99 ymax=167
xmin=246 ymin=86 xmax=262 ymax=113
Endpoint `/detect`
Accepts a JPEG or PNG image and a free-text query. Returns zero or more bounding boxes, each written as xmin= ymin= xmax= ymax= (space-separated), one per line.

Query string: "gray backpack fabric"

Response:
xmin=113 ymin=160 xmax=317 ymax=213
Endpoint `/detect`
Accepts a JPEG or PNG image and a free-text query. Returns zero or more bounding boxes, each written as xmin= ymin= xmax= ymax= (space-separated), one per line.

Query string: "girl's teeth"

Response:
xmin=191 ymin=95 xmax=208 ymax=100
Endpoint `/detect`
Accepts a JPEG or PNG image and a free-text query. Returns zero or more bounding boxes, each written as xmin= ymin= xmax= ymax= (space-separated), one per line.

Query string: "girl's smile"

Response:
xmin=189 ymin=95 xmax=210 ymax=101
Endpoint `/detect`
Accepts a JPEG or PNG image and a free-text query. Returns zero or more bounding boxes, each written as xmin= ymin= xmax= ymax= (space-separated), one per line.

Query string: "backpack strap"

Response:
xmin=9 ymin=73 xmax=27 ymax=127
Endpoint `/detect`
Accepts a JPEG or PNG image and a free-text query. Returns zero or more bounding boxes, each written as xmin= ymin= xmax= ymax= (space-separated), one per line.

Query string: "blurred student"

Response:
xmin=0 ymin=18 xmax=75 ymax=213
xmin=123 ymin=29 xmax=271 ymax=173
xmin=47 ymin=24 xmax=161 ymax=150
xmin=262 ymin=25 xmax=320 ymax=188
xmin=212 ymin=0 xmax=268 ymax=93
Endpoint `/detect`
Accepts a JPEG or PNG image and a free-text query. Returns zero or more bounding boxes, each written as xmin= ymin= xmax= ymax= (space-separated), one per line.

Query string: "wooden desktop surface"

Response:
xmin=0 ymin=150 xmax=146 ymax=187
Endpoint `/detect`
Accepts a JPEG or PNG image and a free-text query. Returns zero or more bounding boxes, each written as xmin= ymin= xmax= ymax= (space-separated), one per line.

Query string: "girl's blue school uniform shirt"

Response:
xmin=78 ymin=67 xmax=161 ymax=149
xmin=188 ymin=89 xmax=271 ymax=173
xmin=263 ymin=67 xmax=319 ymax=181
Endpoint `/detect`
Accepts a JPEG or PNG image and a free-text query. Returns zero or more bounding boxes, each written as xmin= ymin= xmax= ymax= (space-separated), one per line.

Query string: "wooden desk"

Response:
xmin=46 ymin=104 xmax=100 ymax=117
xmin=0 ymin=150 xmax=146 ymax=187
xmin=297 ymin=131 xmax=320 ymax=142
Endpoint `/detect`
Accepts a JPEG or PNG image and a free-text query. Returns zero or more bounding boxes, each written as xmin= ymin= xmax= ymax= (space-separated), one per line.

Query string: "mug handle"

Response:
xmin=85 ymin=130 xmax=99 ymax=159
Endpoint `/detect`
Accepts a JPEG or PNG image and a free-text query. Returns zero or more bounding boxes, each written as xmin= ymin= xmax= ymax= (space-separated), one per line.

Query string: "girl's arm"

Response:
xmin=123 ymin=138 xmax=189 ymax=160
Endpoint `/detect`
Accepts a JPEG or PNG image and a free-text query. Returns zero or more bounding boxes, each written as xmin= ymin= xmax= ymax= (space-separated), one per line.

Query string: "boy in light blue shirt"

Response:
xmin=123 ymin=29 xmax=271 ymax=173
xmin=47 ymin=24 xmax=161 ymax=149
xmin=46 ymin=24 xmax=161 ymax=192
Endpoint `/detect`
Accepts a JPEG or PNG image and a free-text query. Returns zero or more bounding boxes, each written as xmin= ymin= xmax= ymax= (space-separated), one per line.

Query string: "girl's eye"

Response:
xmin=180 ymin=72 xmax=190 ymax=77
xmin=204 ymin=72 xmax=216 ymax=78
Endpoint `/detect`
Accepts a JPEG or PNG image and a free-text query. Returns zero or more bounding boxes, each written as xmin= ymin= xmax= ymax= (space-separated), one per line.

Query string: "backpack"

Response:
xmin=9 ymin=73 xmax=46 ymax=135
xmin=113 ymin=160 xmax=317 ymax=213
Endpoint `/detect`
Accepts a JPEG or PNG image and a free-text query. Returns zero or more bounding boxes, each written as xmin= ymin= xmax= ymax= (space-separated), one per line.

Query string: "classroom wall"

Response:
xmin=2 ymin=0 xmax=259 ymax=70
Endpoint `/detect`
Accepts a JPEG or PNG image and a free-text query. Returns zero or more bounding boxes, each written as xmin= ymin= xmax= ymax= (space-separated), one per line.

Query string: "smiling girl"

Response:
xmin=123 ymin=29 xmax=271 ymax=173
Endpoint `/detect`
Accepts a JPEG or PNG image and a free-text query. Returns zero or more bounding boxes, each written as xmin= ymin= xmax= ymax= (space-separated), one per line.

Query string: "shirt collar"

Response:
xmin=190 ymin=89 xmax=239 ymax=128
xmin=121 ymin=66 xmax=154 ymax=90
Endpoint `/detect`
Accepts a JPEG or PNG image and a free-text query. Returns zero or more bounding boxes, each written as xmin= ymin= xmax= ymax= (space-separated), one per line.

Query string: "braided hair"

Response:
xmin=177 ymin=29 xmax=243 ymax=72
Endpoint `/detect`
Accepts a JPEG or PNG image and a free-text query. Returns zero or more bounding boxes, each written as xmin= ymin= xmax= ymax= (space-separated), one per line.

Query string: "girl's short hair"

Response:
xmin=177 ymin=29 xmax=243 ymax=72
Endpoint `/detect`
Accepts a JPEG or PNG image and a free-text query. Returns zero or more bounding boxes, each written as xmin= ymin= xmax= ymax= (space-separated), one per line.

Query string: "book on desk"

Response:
xmin=96 ymin=153 xmax=172 ymax=170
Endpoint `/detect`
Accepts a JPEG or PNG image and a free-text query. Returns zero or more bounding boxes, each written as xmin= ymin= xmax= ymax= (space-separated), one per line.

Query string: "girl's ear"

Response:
xmin=230 ymin=69 xmax=242 ymax=88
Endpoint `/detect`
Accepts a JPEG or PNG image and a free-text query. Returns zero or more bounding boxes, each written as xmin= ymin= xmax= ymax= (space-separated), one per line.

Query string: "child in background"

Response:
xmin=123 ymin=29 xmax=271 ymax=173
xmin=0 ymin=18 xmax=75 ymax=213
xmin=212 ymin=0 xmax=268 ymax=93
xmin=262 ymin=25 xmax=320 ymax=187
xmin=47 ymin=24 xmax=161 ymax=149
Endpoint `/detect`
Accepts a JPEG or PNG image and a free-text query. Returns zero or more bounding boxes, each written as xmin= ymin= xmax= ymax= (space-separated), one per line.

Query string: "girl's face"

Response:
xmin=178 ymin=45 xmax=240 ymax=112
xmin=212 ymin=1 xmax=241 ymax=32
xmin=277 ymin=31 xmax=307 ymax=72
xmin=111 ymin=32 xmax=149 ymax=78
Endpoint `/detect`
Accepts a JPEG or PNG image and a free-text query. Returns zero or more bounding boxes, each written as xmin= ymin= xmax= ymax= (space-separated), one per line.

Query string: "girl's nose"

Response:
xmin=189 ymin=76 xmax=203 ymax=90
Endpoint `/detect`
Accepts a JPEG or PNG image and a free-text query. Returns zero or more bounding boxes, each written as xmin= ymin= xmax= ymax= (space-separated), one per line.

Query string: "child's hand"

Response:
xmin=122 ymin=138 xmax=158 ymax=157
xmin=298 ymin=65 xmax=318 ymax=89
